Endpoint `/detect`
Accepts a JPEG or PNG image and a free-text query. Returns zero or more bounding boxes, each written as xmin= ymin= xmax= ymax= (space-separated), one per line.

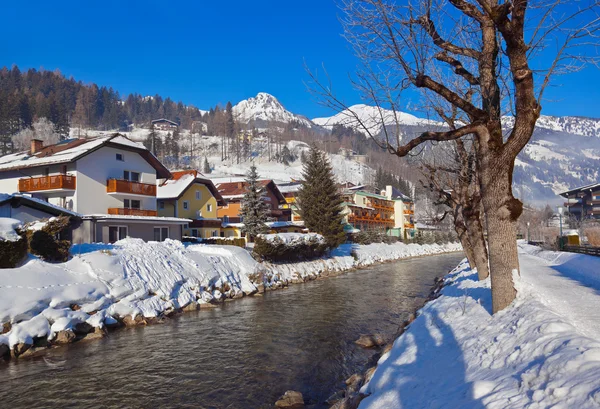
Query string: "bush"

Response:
xmin=253 ymin=235 xmax=328 ymax=262
xmin=349 ymin=229 xmax=400 ymax=245
xmin=0 ymin=234 xmax=27 ymax=268
xmin=201 ymin=237 xmax=246 ymax=247
xmin=26 ymin=216 xmax=72 ymax=262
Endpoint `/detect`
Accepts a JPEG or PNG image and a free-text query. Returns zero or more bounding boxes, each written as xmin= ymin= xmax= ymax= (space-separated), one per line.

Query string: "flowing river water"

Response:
xmin=0 ymin=253 xmax=463 ymax=409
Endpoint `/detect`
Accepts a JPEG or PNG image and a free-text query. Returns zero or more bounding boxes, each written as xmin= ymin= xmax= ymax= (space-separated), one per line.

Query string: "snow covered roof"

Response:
xmin=151 ymin=118 xmax=178 ymax=126
xmin=216 ymin=180 xmax=286 ymax=203
xmin=0 ymin=134 xmax=171 ymax=178
xmin=0 ymin=194 xmax=82 ymax=217
xmin=157 ymin=171 xmax=225 ymax=204
xmin=276 ymin=182 xmax=302 ymax=194
xmin=0 ymin=218 xmax=22 ymax=242
xmin=559 ymin=182 xmax=600 ymax=197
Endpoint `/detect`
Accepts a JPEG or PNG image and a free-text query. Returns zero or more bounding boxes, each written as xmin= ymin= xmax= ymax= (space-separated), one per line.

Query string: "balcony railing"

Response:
xmin=404 ymin=223 xmax=415 ymax=229
xmin=404 ymin=209 xmax=414 ymax=214
xmin=18 ymin=175 xmax=76 ymax=192
xmin=107 ymin=208 xmax=157 ymax=217
xmin=348 ymin=215 xmax=394 ymax=224
xmin=107 ymin=179 xmax=156 ymax=196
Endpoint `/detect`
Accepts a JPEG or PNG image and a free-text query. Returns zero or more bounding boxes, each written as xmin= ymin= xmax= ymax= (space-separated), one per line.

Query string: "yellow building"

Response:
xmin=341 ymin=189 xmax=395 ymax=232
xmin=276 ymin=181 xmax=302 ymax=222
xmin=157 ymin=170 xmax=226 ymax=238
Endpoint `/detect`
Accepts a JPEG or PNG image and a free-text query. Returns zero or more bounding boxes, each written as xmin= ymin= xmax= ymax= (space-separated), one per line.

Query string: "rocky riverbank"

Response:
xmin=0 ymin=240 xmax=461 ymax=361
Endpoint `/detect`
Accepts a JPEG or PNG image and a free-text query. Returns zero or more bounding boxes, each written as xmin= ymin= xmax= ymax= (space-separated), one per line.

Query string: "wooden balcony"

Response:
xmin=18 ymin=175 xmax=76 ymax=192
xmin=371 ymin=202 xmax=395 ymax=211
xmin=107 ymin=179 xmax=156 ymax=196
xmin=107 ymin=208 xmax=158 ymax=217
xmin=348 ymin=215 xmax=394 ymax=225
xmin=404 ymin=209 xmax=414 ymax=215
xmin=404 ymin=223 xmax=415 ymax=229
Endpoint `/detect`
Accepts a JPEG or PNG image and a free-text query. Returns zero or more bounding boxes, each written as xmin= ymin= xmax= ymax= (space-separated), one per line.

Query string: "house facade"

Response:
xmin=157 ymin=170 xmax=225 ymax=238
xmin=216 ymin=180 xmax=289 ymax=238
xmin=0 ymin=135 xmax=188 ymax=243
xmin=560 ymin=183 xmax=600 ymax=221
xmin=277 ymin=181 xmax=302 ymax=222
xmin=151 ymin=118 xmax=179 ymax=131
xmin=382 ymin=186 xmax=415 ymax=239
xmin=341 ymin=189 xmax=395 ymax=233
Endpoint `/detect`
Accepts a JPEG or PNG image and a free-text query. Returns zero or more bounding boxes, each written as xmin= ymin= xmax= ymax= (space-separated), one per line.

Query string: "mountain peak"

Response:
xmin=232 ymin=93 xmax=312 ymax=127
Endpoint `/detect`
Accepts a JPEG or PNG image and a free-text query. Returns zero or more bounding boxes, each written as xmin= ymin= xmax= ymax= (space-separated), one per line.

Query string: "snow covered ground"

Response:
xmin=358 ymin=242 xmax=600 ymax=409
xmin=0 ymin=239 xmax=460 ymax=356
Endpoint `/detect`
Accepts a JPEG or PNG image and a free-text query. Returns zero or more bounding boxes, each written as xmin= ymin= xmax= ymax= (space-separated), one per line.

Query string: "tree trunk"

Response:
xmin=455 ymin=221 xmax=476 ymax=271
xmin=480 ymin=165 xmax=521 ymax=314
xmin=465 ymin=213 xmax=489 ymax=281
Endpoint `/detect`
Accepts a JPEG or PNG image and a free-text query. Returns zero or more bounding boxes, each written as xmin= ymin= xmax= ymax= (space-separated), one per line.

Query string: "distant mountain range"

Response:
xmin=231 ymin=92 xmax=600 ymax=206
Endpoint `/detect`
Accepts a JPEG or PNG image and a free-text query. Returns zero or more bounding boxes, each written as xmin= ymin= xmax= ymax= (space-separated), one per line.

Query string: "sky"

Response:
xmin=1 ymin=0 xmax=599 ymax=119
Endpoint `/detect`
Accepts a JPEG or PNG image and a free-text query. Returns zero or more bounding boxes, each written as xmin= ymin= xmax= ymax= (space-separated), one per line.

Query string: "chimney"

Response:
xmin=385 ymin=185 xmax=393 ymax=200
xmin=31 ymin=139 xmax=43 ymax=154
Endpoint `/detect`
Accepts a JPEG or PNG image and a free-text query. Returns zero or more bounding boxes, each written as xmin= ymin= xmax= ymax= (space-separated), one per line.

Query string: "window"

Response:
xmin=212 ymin=230 xmax=218 ymax=237
xmin=183 ymin=201 xmax=189 ymax=210
xmin=109 ymin=226 xmax=128 ymax=243
xmin=220 ymin=231 xmax=225 ymax=237
xmin=61 ymin=165 xmax=67 ymax=174
xmin=191 ymin=229 xmax=198 ymax=237
xmin=207 ymin=204 xmax=212 ymax=212
xmin=123 ymin=171 xmax=140 ymax=182
xmin=223 ymin=216 xmax=229 ymax=223
xmin=123 ymin=170 xmax=129 ymax=180
xmin=153 ymin=227 xmax=169 ymax=242
xmin=124 ymin=199 xmax=130 ymax=208
xmin=116 ymin=153 xmax=124 ymax=161
xmin=196 ymin=210 xmax=202 ymax=218
xmin=44 ymin=167 xmax=50 ymax=176
xmin=131 ymin=200 xmax=141 ymax=209
xmin=159 ymin=201 xmax=165 ymax=210
xmin=195 ymin=190 xmax=201 ymax=200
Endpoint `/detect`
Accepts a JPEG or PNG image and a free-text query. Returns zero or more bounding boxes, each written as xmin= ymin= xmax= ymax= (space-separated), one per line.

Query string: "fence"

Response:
xmin=563 ymin=245 xmax=600 ymax=257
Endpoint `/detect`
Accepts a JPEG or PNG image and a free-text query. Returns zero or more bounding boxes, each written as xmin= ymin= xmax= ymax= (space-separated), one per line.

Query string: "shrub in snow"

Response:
xmin=201 ymin=237 xmax=247 ymax=247
xmin=0 ymin=219 xmax=27 ymax=268
xmin=26 ymin=216 xmax=72 ymax=262
xmin=253 ymin=233 xmax=328 ymax=262
xmin=350 ymin=229 xmax=399 ymax=245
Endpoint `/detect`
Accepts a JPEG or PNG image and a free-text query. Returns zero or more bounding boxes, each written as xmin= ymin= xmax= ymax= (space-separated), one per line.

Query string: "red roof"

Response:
xmin=216 ymin=180 xmax=286 ymax=204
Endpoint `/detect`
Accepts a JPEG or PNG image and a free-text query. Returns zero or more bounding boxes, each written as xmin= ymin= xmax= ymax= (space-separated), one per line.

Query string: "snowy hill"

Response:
xmin=232 ymin=92 xmax=314 ymax=128
xmin=504 ymin=114 xmax=600 ymax=138
xmin=312 ymin=104 xmax=440 ymax=137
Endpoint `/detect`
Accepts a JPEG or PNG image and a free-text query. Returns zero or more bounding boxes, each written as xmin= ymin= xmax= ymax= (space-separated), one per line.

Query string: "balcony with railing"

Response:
xmin=18 ymin=175 xmax=76 ymax=192
xmin=404 ymin=209 xmax=414 ymax=215
xmin=348 ymin=214 xmax=394 ymax=225
xmin=107 ymin=179 xmax=156 ymax=196
xmin=107 ymin=208 xmax=158 ymax=217
xmin=404 ymin=223 xmax=415 ymax=229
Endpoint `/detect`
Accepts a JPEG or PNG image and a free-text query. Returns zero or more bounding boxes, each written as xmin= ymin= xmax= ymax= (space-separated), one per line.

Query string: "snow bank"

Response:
xmin=0 ymin=217 xmax=22 ymax=242
xmin=0 ymin=239 xmax=461 ymax=355
xmin=358 ymin=246 xmax=600 ymax=409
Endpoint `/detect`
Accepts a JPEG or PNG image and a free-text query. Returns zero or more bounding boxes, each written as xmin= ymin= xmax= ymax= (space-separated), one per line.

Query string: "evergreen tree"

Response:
xmin=144 ymin=123 xmax=159 ymax=156
xmin=297 ymin=145 xmax=345 ymax=247
xmin=171 ymin=128 xmax=180 ymax=167
xmin=240 ymin=164 xmax=271 ymax=239
xmin=203 ymin=157 xmax=211 ymax=174
xmin=300 ymin=150 xmax=307 ymax=164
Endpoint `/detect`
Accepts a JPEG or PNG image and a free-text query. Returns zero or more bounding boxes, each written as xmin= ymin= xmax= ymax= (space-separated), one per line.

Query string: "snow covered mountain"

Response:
xmin=232 ymin=92 xmax=314 ymax=128
xmin=312 ymin=104 xmax=441 ymax=137
xmin=504 ymin=115 xmax=600 ymax=137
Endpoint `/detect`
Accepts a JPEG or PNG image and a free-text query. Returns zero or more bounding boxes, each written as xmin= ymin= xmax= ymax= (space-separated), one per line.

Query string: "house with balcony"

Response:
xmin=381 ymin=185 xmax=415 ymax=239
xmin=341 ymin=189 xmax=396 ymax=233
xmin=216 ymin=179 xmax=289 ymax=238
xmin=559 ymin=182 xmax=600 ymax=221
xmin=276 ymin=181 xmax=303 ymax=223
xmin=151 ymin=118 xmax=179 ymax=131
xmin=0 ymin=135 xmax=188 ymax=243
xmin=157 ymin=169 xmax=226 ymax=238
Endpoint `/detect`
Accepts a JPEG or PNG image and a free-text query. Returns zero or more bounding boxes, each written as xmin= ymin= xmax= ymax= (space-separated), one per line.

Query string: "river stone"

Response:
xmin=256 ymin=283 xmax=265 ymax=294
xmin=74 ymin=322 xmax=93 ymax=335
xmin=54 ymin=330 xmax=76 ymax=344
xmin=0 ymin=343 xmax=9 ymax=359
xmin=345 ymin=374 xmax=363 ymax=392
xmin=275 ymin=390 xmax=304 ymax=408
xmin=84 ymin=326 xmax=107 ymax=340
xmin=182 ymin=302 xmax=199 ymax=312
xmin=11 ymin=342 xmax=32 ymax=358
xmin=364 ymin=366 xmax=377 ymax=383
xmin=354 ymin=334 xmax=385 ymax=348
xmin=122 ymin=315 xmax=147 ymax=326
xmin=2 ymin=322 xmax=11 ymax=334
xmin=199 ymin=302 xmax=218 ymax=309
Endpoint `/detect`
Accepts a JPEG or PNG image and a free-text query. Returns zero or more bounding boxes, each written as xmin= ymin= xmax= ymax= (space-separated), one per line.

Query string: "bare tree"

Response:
xmin=309 ymin=0 xmax=599 ymax=313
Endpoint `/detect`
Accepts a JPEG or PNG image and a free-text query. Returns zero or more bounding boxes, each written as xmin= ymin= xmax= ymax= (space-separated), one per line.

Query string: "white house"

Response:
xmin=0 ymin=134 xmax=188 ymax=243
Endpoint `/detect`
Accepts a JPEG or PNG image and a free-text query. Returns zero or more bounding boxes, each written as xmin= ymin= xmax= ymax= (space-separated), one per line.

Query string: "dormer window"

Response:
xmin=116 ymin=153 xmax=124 ymax=161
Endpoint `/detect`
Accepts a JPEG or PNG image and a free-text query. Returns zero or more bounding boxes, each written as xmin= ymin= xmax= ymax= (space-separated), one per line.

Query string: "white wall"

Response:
xmin=75 ymin=146 xmax=157 ymax=214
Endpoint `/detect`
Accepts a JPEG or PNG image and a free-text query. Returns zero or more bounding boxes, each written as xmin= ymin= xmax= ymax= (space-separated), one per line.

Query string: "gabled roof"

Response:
xmin=216 ymin=180 xmax=286 ymax=204
xmin=0 ymin=193 xmax=81 ymax=217
xmin=559 ymin=182 xmax=600 ymax=197
xmin=151 ymin=118 xmax=178 ymax=126
xmin=157 ymin=170 xmax=225 ymax=205
xmin=0 ymin=134 xmax=171 ymax=179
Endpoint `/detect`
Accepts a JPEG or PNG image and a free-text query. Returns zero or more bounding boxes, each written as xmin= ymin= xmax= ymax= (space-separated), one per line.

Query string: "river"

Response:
xmin=0 ymin=252 xmax=463 ymax=409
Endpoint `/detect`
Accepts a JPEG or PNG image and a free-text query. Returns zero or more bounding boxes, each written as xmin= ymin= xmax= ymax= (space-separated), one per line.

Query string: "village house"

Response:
xmin=151 ymin=118 xmax=179 ymax=131
xmin=276 ymin=181 xmax=302 ymax=222
xmin=341 ymin=188 xmax=395 ymax=234
xmin=216 ymin=180 xmax=289 ymax=238
xmin=0 ymin=134 xmax=188 ymax=243
xmin=157 ymin=169 xmax=225 ymax=238
xmin=381 ymin=185 xmax=416 ymax=239
xmin=560 ymin=182 xmax=600 ymax=221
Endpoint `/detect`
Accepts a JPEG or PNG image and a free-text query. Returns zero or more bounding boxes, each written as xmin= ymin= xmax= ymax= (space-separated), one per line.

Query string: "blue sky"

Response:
xmin=1 ymin=0 xmax=599 ymax=119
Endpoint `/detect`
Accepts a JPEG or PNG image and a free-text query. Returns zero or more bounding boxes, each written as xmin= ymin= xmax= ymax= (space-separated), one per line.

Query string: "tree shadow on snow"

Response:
xmin=361 ymin=308 xmax=487 ymax=409
xmin=441 ymin=268 xmax=493 ymax=316
xmin=547 ymin=254 xmax=600 ymax=297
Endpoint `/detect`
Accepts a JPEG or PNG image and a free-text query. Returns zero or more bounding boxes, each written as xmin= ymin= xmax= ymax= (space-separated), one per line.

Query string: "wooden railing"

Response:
xmin=18 ymin=175 xmax=76 ymax=192
xmin=107 ymin=179 xmax=156 ymax=196
xmin=563 ymin=245 xmax=600 ymax=257
xmin=107 ymin=208 xmax=157 ymax=217
xmin=404 ymin=209 xmax=414 ymax=214
xmin=348 ymin=215 xmax=394 ymax=224
xmin=404 ymin=223 xmax=415 ymax=229
xmin=371 ymin=203 xmax=394 ymax=211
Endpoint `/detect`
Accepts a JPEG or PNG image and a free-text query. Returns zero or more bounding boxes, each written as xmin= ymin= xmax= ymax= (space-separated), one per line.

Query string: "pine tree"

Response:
xmin=297 ymin=145 xmax=345 ymax=248
xmin=240 ymin=164 xmax=271 ymax=239
xmin=203 ymin=157 xmax=211 ymax=174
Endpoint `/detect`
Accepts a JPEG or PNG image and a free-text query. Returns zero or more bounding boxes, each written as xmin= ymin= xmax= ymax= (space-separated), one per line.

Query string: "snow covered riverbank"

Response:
xmin=354 ymin=243 xmax=600 ymax=409
xmin=0 ymin=239 xmax=461 ymax=359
